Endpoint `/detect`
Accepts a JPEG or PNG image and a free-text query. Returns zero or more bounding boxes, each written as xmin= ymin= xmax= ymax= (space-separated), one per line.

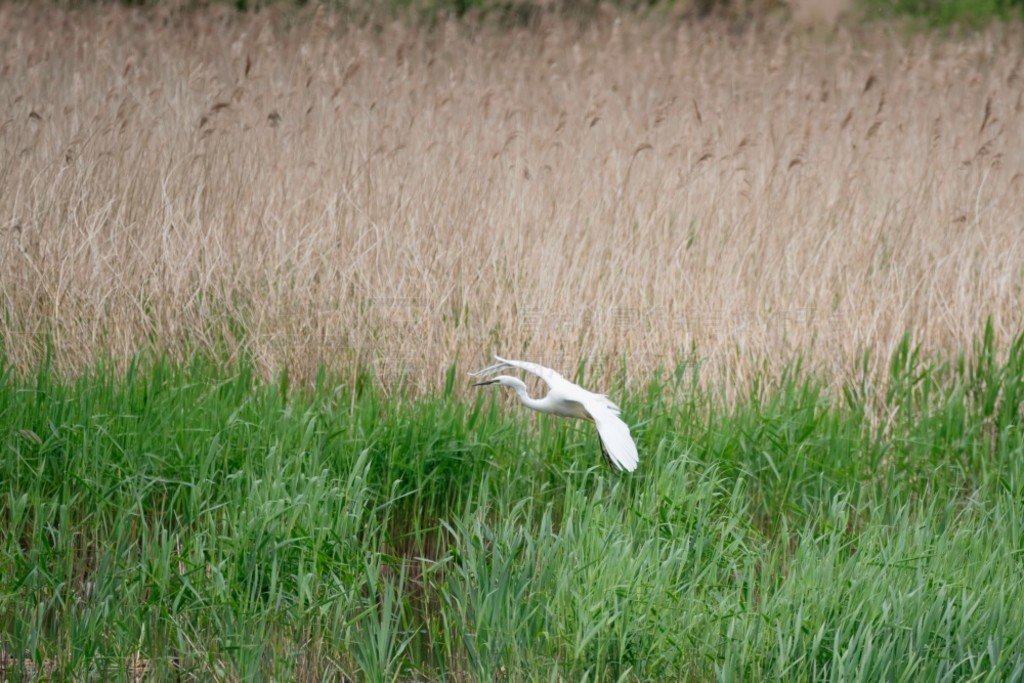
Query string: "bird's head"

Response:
xmin=472 ymin=375 xmax=527 ymax=392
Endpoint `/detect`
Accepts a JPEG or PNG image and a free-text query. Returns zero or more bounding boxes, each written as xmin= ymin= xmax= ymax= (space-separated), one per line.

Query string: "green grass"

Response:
xmin=862 ymin=0 xmax=1023 ymax=26
xmin=2 ymin=329 xmax=1024 ymax=680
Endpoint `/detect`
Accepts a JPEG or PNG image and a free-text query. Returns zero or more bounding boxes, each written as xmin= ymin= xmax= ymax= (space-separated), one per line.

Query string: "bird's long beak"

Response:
xmin=472 ymin=379 xmax=497 ymax=387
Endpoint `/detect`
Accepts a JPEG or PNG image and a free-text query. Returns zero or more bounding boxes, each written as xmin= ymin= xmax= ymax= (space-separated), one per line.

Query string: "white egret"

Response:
xmin=470 ymin=356 xmax=639 ymax=472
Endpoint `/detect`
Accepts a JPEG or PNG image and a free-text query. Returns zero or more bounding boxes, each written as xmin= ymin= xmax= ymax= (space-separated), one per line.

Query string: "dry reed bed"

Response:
xmin=1 ymin=5 xmax=1022 ymax=393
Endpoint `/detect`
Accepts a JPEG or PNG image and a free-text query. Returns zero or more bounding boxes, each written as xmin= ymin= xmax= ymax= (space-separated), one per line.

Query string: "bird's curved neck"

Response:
xmin=508 ymin=380 xmax=548 ymax=412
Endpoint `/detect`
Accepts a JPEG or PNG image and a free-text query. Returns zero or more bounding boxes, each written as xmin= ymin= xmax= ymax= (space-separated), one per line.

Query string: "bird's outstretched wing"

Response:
xmin=469 ymin=355 xmax=570 ymax=391
xmin=471 ymin=355 xmax=623 ymax=413
xmin=583 ymin=399 xmax=639 ymax=472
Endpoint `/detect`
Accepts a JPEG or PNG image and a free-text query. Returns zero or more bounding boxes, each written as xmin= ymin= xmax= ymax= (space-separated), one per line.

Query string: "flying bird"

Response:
xmin=470 ymin=356 xmax=639 ymax=472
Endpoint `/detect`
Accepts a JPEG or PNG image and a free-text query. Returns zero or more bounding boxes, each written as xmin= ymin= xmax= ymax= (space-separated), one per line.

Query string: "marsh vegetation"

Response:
xmin=2 ymin=4 xmax=1023 ymax=680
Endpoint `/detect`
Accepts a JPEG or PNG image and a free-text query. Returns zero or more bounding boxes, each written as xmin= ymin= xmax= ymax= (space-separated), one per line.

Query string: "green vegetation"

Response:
xmin=864 ymin=0 xmax=1023 ymax=25
xmin=2 ymin=328 xmax=1023 ymax=680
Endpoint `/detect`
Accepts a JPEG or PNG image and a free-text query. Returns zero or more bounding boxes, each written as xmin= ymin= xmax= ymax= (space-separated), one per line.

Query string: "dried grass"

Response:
xmin=2 ymin=5 xmax=1022 ymax=393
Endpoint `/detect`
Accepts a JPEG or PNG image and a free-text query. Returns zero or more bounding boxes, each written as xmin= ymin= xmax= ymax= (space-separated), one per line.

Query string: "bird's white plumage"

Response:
xmin=583 ymin=400 xmax=640 ymax=472
xmin=470 ymin=355 xmax=639 ymax=472
xmin=471 ymin=356 xmax=569 ymax=389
